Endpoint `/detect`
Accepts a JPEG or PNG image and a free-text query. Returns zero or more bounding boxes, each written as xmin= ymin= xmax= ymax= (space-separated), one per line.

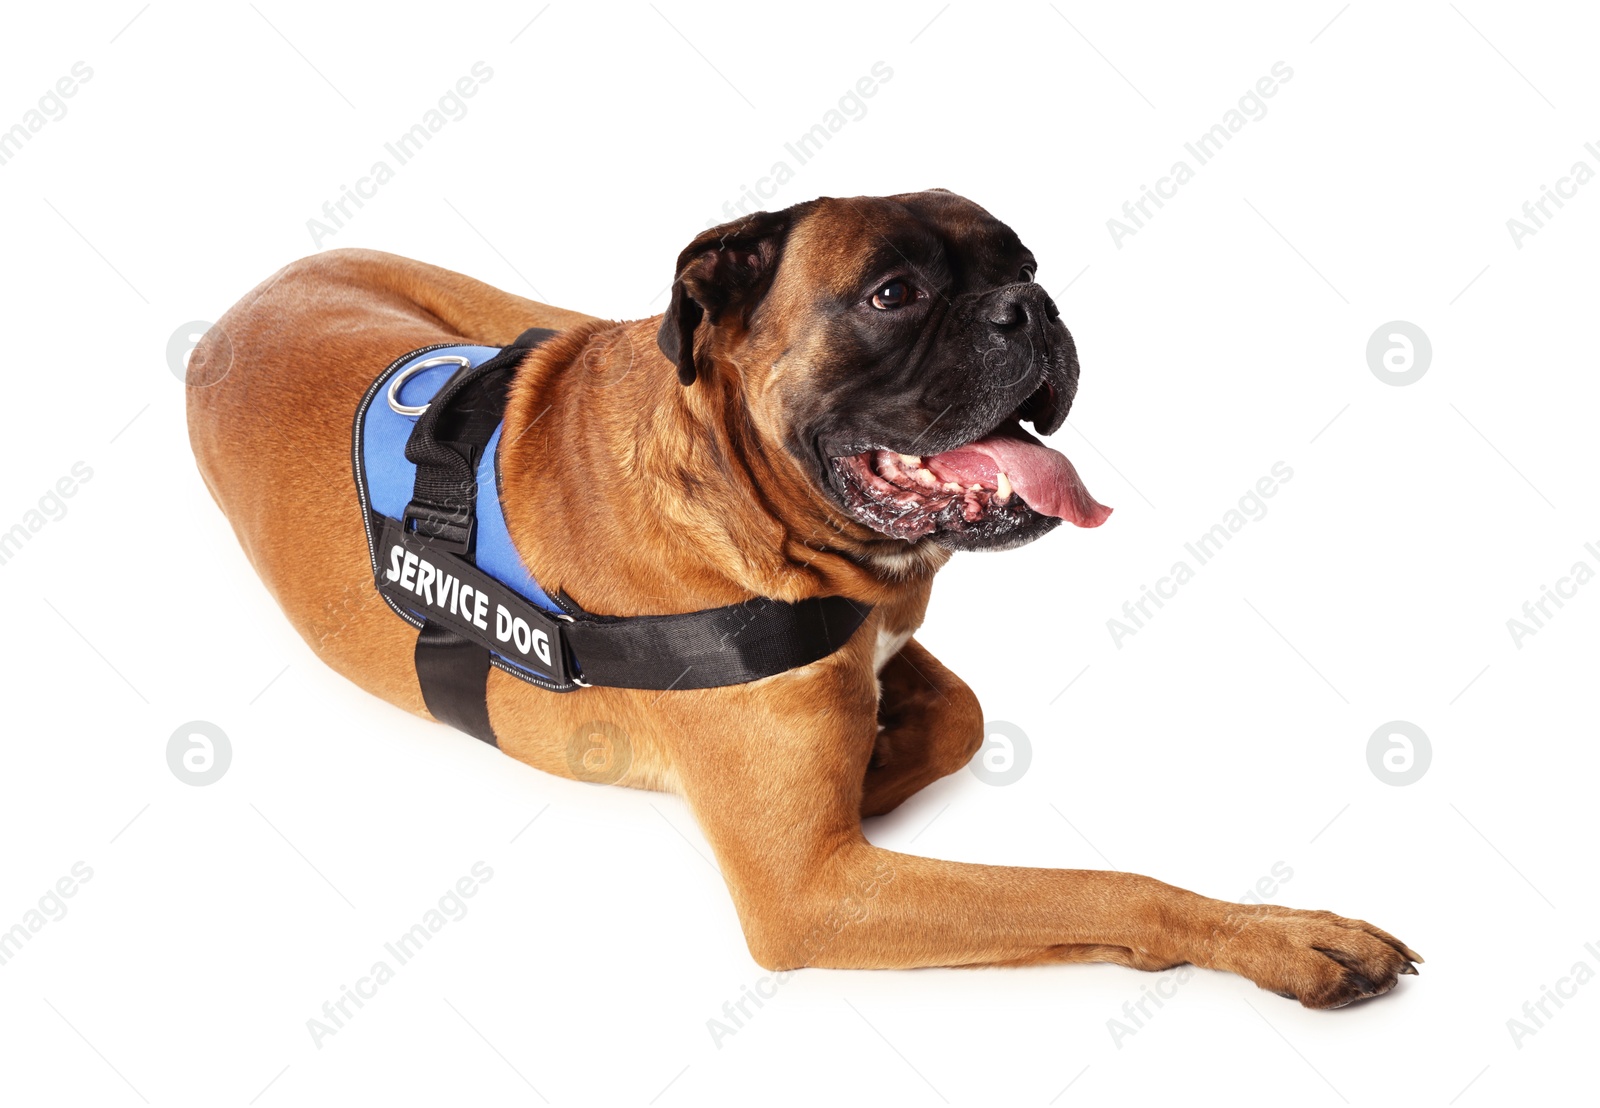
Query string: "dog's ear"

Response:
xmin=657 ymin=209 xmax=792 ymax=386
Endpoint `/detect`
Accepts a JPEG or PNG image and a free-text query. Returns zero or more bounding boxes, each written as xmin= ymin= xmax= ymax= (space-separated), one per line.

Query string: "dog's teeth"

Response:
xmin=898 ymin=454 xmax=922 ymax=467
xmin=967 ymin=483 xmax=983 ymax=492
xmin=996 ymin=471 xmax=1013 ymax=503
xmin=942 ymin=481 xmax=963 ymax=492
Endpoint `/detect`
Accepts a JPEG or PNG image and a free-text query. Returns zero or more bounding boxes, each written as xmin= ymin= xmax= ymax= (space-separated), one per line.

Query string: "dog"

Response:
xmin=188 ymin=189 xmax=1419 ymax=1007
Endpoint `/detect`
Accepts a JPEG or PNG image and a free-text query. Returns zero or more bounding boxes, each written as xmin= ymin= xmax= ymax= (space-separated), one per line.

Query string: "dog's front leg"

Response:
xmin=862 ymin=637 xmax=984 ymax=818
xmin=666 ymin=671 xmax=1419 ymax=1009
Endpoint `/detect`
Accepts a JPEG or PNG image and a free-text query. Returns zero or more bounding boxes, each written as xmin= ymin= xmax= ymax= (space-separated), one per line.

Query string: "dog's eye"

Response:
xmin=871 ymin=280 xmax=914 ymax=310
xmin=1019 ymin=265 xmax=1036 ymax=283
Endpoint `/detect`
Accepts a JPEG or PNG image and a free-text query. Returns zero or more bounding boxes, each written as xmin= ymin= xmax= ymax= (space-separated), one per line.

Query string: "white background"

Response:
xmin=1 ymin=2 xmax=1596 ymax=1105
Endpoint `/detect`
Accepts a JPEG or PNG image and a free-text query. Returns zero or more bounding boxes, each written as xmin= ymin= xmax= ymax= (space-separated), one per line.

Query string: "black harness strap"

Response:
xmin=404 ymin=328 xmax=556 ymax=745
xmin=557 ymin=594 xmax=868 ymax=691
xmin=414 ymin=622 xmax=495 ymax=742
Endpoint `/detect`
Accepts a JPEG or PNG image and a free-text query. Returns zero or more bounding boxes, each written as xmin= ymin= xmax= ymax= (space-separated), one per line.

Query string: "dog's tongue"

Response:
xmin=924 ymin=427 xmax=1112 ymax=527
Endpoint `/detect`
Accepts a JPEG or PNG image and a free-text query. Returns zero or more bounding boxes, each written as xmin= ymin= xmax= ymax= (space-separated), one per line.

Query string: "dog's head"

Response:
xmin=657 ymin=190 xmax=1110 ymax=554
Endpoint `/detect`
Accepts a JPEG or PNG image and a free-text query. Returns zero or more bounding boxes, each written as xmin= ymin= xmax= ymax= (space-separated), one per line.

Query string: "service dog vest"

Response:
xmin=353 ymin=328 xmax=869 ymax=746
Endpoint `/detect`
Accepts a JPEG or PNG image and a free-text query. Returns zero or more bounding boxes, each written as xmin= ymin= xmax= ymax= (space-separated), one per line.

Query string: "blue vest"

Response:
xmin=354 ymin=342 xmax=571 ymax=690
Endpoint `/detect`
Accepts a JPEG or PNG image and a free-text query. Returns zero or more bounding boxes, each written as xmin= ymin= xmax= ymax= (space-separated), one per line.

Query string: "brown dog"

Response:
xmin=188 ymin=189 xmax=1418 ymax=1007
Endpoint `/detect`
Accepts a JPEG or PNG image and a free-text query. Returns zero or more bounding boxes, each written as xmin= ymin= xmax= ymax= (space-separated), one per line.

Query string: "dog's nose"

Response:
xmin=983 ymin=284 xmax=1058 ymax=330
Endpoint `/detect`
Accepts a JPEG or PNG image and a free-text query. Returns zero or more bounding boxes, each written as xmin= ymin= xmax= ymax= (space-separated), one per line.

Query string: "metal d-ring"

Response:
xmin=554 ymin=611 xmax=592 ymax=686
xmin=387 ymin=355 xmax=473 ymax=416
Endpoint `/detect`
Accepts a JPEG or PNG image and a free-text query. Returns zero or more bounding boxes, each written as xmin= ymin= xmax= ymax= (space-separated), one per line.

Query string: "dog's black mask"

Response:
xmin=658 ymin=190 xmax=1108 ymax=553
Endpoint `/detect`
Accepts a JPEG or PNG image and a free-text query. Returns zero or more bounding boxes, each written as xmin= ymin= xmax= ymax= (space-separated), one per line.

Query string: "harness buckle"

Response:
xmin=402 ymin=498 xmax=475 ymax=554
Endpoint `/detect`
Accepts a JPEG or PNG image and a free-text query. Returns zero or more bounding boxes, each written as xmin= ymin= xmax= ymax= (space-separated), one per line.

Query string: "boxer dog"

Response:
xmin=188 ymin=189 xmax=1419 ymax=1007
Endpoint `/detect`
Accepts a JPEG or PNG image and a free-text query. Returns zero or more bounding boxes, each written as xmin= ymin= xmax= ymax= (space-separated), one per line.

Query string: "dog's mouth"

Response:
xmin=828 ymin=392 xmax=1112 ymax=543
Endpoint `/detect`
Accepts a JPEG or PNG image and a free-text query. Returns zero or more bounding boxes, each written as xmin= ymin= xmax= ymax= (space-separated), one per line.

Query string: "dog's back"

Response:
xmin=186 ymin=249 xmax=594 ymax=705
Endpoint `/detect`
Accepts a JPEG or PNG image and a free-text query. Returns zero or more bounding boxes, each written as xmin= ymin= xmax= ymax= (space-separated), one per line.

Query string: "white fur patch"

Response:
xmin=874 ymin=627 xmax=912 ymax=675
xmin=866 ymin=546 xmax=927 ymax=578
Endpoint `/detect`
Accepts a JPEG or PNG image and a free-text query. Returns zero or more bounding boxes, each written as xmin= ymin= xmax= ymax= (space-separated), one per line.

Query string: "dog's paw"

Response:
xmin=1222 ymin=908 xmax=1422 ymax=1009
